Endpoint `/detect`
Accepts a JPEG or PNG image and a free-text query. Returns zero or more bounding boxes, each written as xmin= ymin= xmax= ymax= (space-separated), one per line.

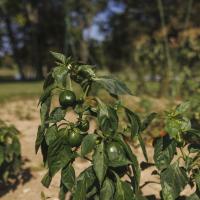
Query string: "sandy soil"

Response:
xmin=0 ymin=99 xmax=193 ymax=200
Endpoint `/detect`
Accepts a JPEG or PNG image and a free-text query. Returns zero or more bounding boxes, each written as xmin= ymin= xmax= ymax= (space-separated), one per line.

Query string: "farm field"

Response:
xmin=0 ymin=1 xmax=199 ymax=199
xmin=0 ymin=96 xmax=195 ymax=200
xmin=0 ymin=82 xmax=42 ymax=102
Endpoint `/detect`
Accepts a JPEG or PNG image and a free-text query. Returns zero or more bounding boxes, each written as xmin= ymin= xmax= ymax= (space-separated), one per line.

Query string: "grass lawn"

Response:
xmin=0 ymin=82 xmax=43 ymax=102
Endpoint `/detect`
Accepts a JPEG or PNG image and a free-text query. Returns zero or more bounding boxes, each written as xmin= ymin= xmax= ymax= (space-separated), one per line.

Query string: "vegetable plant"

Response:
xmin=152 ymin=102 xmax=200 ymax=200
xmin=36 ymin=52 xmax=155 ymax=200
xmin=0 ymin=120 xmax=22 ymax=186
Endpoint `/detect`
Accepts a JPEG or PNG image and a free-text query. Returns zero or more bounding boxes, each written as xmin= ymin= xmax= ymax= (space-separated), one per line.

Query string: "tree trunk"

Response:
xmin=134 ymin=65 xmax=147 ymax=95
xmin=157 ymin=0 xmax=172 ymax=97
xmin=158 ymin=65 xmax=170 ymax=97
xmin=4 ymin=14 xmax=26 ymax=80
xmin=79 ymin=38 xmax=89 ymax=63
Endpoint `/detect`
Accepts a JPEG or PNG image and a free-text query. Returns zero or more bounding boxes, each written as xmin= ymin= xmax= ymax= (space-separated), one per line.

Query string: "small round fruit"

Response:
xmin=78 ymin=120 xmax=90 ymax=132
xmin=59 ymin=90 xmax=76 ymax=108
xmin=68 ymin=128 xmax=83 ymax=147
xmin=106 ymin=142 xmax=125 ymax=161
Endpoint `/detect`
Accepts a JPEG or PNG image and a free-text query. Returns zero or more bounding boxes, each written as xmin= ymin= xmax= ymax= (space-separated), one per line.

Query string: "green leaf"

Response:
xmin=93 ymin=141 xmax=108 ymax=185
xmin=137 ymin=134 xmax=148 ymax=162
xmin=125 ymin=108 xmax=141 ymax=138
xmin=160 ymin=161 xmax=188 ymax=200
xmin=0 ymin=146 xmax=4 ymax=166
xmin=39 ymin=85 xmax=55 ymax=105
xmin=135 ymin=194 xmax=148 ymax=200
xmin=188 ymin=144 xmax=200 ymax=153
xmin=165 ymin=117 xmax=191 ymax=138
xmin=94 ymin=195 xmax=100 ymax=200
xmin=153 ymin=135 xmax=177 ymax=170
xmin=73 ymin=179 xmax=87 ymax=200
xmin=125 ymin=108 xmax=148 ymax=161
xmin=93 ymin=76 xmax=132 ymax=96
xmin=35 ymin=125 xmax=46 ymax=153
xmin=61 ymin=163 xmax=75 ymax=191
xmin=78 ymin=65 xmax=96 ymax=78
xmin=194 ymin=171 xmax=200 ymax=190
xmin=186 ymin=192 xmax=200 ymax=200
xmin=114 ymin=173 xmax=125 ymax=200
xmin=59 ymin=183 xmax=68 ymax=200
xmin=122 ymin=182 xmax=135 ymax=200
xmin=41 ymin=171 xmax=52 ymax=188
xmin=100 ymin=178 xmax=115 ymax=200
xmin=47 ymin=137 xmax=72 ymax=177
xmin=49 ymin=107 xmax=66 ymax=123
xmin=113 ymin=135 xmax=140 ymax=191
xmin=37 ymin=97 xmax=51 ymax=153
xmin=108 ymin=151 xmax=132 ymax=167
xmin=45 ymin=125 xmax=58 ymax=145
xmin=175 ymin=101 xmax=190 ymax=114
xmin=141 ymin=112 xmax=157 ymax=131
xmin=97 ymin=99 xmax=118 ymax=132
xmin=41 ymin=139 xmax=48 ymax=164
xmin=77 ymin=166 xmax=96 ymax=190
xmin=86 ymin=187 xmax=98 ymax=199
xmin=40 ymin=97 xmax=51 ymax=125
xmin=81 ymin=134 xmax=98 ymax=156
xmin=50 ymin=51 xmax=67 ymax=64
xmin=183 ymin=129 xmax=200 ymax=145
xmin=43 ymin=72 xmax=54 ymax=89
xmin=52 ymin=66 xmax=68 ymax=87
xmin=12 ymin=137 xmax=21 ymax=155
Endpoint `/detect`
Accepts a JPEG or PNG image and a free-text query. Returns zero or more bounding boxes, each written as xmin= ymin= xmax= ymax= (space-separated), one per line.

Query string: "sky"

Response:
xmin=84 ymin=0 xmax=126 ymax=41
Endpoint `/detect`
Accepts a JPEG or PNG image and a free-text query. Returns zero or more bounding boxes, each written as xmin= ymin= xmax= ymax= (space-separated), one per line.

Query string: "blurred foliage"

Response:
xmin=0 ymin=120 xmax=22 ymax=185
xmin=0 ymin=0 xmax=199 ymax=98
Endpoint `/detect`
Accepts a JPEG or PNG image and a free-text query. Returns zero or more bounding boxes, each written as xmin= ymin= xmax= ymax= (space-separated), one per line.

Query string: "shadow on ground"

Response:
xmin=0 ymin=167 xmax=32 ymax=197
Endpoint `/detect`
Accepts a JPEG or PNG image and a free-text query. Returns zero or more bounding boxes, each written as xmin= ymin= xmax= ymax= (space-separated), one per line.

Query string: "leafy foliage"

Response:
xmin=0 ymin=120 xmax=22 ymax=185
xmin=36 ymin=52 xmax=200 ymax=199
xmin=152 ymin=102 xmax=200 ymax=200
xmin=36 ymin=52 xmax=154 ymax=199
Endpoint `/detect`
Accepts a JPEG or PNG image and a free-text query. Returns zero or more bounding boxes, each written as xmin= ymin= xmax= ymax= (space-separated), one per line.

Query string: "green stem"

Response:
xmin=67 ymin=74 xmax=72 ymax=91
xmin=83 ymin=85 xmax=90 ymax=99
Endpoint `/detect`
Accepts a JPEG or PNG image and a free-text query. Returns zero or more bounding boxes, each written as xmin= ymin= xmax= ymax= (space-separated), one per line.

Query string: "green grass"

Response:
xmin=0 ymin=82 xmax=43 ymax=102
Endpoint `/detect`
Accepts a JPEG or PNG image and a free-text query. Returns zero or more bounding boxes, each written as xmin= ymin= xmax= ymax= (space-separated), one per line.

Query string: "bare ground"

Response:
xmin=0 ymin=99 xmax=193 ymax=200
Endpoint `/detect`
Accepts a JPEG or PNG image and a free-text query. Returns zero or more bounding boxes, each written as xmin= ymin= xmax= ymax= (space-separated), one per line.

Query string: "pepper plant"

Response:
xmin=0 ymin=120 xmax=21 ymax=186
xmin=36 ymin=52 xmax=156 ymax=200
xmin=152 ymin=102 xmax=200 ymax=200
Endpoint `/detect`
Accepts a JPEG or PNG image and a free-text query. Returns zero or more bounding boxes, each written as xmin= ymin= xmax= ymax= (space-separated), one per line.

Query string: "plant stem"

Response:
xmin=84 ymin=85 xmax=90 ymax=99
xmin=68 ymin=74 xmax=72 ymax=91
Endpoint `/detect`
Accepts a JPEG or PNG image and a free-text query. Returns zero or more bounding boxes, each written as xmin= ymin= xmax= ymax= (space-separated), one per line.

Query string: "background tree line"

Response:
xmin=0 ymin=0 xmax=199 ymax=96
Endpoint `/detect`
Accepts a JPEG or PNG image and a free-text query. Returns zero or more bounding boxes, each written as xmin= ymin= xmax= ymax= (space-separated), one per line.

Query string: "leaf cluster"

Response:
xmin=0 ymin=120 xmax=21 ymax=185
xmin=36 ymin=52 xmax=156 ymax=200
